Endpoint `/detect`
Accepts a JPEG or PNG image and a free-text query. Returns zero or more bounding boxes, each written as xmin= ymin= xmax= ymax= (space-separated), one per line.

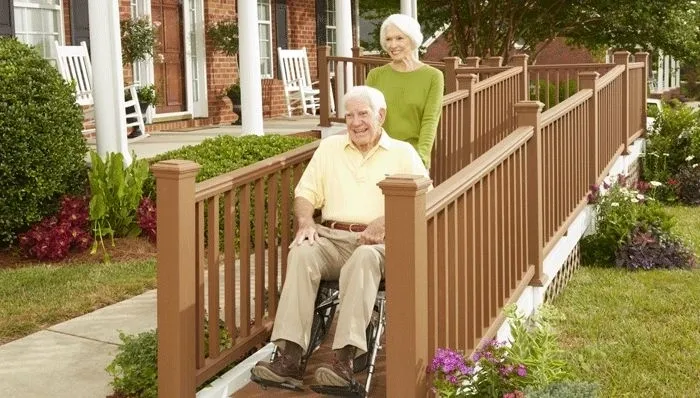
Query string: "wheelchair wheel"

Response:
xmin=353 ymin=310 xmax=379 ymax=373
xmin=305 ymin=286 xmax=338 ymax=362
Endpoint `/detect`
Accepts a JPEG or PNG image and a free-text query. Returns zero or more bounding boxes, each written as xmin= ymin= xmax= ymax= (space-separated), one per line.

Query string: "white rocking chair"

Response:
xmin=278 ymin=47 xmax=334 ymax=117
xmin=54 ymin=40 xmax=146 ymax=136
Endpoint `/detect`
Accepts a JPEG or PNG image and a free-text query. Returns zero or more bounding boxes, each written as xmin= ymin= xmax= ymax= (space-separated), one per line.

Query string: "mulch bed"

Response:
xmin=0 ymin=236 xmax=157 ymax=270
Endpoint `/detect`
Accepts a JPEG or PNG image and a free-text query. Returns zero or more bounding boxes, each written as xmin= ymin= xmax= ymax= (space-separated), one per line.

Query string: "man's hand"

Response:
xmin=358 ymin=217 xmax=385 ymax=245
xmin=290 ymin=217 xmax=318 ymax=247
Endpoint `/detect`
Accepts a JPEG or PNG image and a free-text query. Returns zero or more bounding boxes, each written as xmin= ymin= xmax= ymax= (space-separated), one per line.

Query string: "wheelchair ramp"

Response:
xmin=231 ymin=317 xmax=386 ymax=397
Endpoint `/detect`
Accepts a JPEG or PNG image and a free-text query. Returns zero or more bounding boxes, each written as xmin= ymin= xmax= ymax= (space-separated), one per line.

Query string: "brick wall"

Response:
xmin=534 ymin=37 xmax=597 ymax=65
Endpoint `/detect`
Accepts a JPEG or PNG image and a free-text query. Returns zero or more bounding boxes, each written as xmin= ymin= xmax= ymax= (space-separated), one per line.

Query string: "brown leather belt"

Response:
xmin=321 ymin=220 xmax=367 ymax=232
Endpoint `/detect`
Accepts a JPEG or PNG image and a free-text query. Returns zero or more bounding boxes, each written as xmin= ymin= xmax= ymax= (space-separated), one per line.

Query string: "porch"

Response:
xmin=152 ymin=50 xmax=648 ymax=397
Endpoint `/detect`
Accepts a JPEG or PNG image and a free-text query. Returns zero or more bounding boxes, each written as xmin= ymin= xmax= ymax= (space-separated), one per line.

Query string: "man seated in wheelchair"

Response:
xmin=251 ymin=85 xmax=429 ymax=390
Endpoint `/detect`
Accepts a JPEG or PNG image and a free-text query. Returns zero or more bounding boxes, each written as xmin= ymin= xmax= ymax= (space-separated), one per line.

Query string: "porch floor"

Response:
xmin=231 ymin=318 xmax=386 ymax=397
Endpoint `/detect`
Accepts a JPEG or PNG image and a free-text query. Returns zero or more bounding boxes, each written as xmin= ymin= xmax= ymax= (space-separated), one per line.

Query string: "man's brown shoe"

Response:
xmin=314 ymin=358 xmax=354 ymax=387
xmin=251 ymin=353 xmax=304 ymax=388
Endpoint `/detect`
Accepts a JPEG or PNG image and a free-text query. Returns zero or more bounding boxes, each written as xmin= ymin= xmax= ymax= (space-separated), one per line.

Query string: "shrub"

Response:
xmin=137 ymin=197 xmax=157 ymax=244
xmin=529 ymin=79 xmax=578 ymax=109
xmin=524 ymin=381 xmax=600 ymax=398
xmin=428 ymin=305 xmax=569 ymax=397
xmin=0 ymin=38 xmax=88 ymax=247
xmin=581 ymin=180 xmax=674 ymax=266
xmin=106 ymin=321 xmax=232 ymax=398
xmin=615 ymin=224 xmax=696 ymax=270
xmin=144 ymin=135 xmax=315 ymax=249
xmin=674 ymin=162 xmax=700 ymax=205
xmin=18 ymin=195 xmax=92 ymax=261
xmin=642 ymin=103 xmax=700 ymax=202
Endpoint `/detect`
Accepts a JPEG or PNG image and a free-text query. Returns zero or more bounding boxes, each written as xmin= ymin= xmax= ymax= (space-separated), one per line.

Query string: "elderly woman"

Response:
xmin=365 ymin=13 xmax=444 ymax=167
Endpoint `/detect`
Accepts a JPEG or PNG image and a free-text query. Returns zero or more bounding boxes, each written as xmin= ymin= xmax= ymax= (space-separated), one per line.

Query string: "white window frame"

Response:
xmin=257 ymin=0 xmax=273 ymax=78
xmin=13 ymin=0 xmax=64 ymax=60
xmin=326 ymin=0 xmax=337 ymax=56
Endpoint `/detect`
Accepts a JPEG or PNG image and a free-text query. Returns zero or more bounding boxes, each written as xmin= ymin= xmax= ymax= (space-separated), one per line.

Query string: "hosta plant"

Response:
xmin=88 ymin=151 xmax=149 ymax=262
xmin=18 ymin=195 xmax=92 ymax=261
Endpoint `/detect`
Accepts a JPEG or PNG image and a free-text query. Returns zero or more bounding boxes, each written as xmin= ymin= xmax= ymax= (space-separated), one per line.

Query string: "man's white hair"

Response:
xmin=380 ymin=14 xmax=423 ymax=52
xmin=343 ymin=85 xmax=387 ymax=118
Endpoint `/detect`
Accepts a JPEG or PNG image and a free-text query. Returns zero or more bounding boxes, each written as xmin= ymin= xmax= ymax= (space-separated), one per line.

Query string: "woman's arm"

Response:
xmin=416 ymin=70 xmax=445 ymax=165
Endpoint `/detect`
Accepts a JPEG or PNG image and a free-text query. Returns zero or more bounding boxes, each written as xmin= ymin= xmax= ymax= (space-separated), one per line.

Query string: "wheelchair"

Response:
xmin=252 ymin=279 xmax=386 ymax=397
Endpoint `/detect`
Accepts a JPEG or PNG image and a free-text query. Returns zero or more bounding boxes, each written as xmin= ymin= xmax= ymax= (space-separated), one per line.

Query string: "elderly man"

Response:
xmin=251 ymin=85 xmax=429 ymax=389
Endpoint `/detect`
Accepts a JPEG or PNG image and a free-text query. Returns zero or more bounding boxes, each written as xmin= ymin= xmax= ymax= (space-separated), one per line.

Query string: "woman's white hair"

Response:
xmin=343 ymin=86 xmax=387 ymax=118
xmin=380 ymin=14 xmax=423 ymax=52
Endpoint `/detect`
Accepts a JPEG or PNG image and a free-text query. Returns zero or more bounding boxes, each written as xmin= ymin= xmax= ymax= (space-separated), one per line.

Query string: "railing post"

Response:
xmin=580 ymin=72 xmax=600 ymax=184
xmin=352 ymin=46 xmax=363 ymax=84
xmin=463 ymin=74 xmax=478 ymax=163
xmin=151 ymin=160 xmax=201 ymax=398
xmin=318 ymin=45 xmax=331 ymax=127
xmin=378 ymin=175 xmax=432 ymax=398
xmin=464 ymin=56 xmax=480 ymax=68
xmin=614 ymin=51 xmax=630 ymax=153
xmin=484 ymin=56 xmax=503 ymax=67
xmin=509 ymin=54 xmax=529 ymax=101
xmin=515 ymin=102 xmax=546 ymax=287
xmin=635 ymin=52 xmax=650 ymax=136
xmin=443 ymin=56 xmax=461 ymax=93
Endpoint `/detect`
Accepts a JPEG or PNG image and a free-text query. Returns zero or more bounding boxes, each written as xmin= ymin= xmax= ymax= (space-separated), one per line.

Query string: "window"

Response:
xmin=326 ymin=0 xmax=337 ymax=56
xmin=257 ymin=0 xmax=273 ymax=78
xmin=14 ymin=0 xmax=63 ymax=59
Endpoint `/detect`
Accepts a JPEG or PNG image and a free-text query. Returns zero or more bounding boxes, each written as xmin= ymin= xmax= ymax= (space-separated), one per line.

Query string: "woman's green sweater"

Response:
xmin=366 ymin=63 xmax=444 ymax=167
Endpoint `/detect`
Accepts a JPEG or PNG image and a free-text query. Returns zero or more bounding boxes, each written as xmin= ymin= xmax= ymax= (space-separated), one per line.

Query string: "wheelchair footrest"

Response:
xmin=250 ymin=374 xmax=305 ymax=392
xmin=310 ymin=381 xmax=366 ymax=397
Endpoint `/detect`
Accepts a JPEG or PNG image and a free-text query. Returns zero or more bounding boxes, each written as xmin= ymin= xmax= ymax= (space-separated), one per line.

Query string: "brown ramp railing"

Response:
xmin=152 ymin=142 xmax=318 ymax=397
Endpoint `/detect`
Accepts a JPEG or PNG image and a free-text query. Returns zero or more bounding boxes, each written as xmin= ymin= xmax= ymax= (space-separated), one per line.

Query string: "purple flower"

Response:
xmin=516 ymin=364 xmax=527 ymax=377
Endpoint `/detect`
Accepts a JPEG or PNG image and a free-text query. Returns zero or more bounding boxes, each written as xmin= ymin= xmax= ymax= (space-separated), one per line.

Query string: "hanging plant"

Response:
xmin=120 ymin=17 xmax=159 ymax=65
xmin=207 ymin=19 xmax=239 ymax=57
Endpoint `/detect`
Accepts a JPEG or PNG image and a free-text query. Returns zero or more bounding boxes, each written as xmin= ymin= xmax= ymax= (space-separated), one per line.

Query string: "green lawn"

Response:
xmin=552 ymin=206 xmax=700 ymax=397
xmin=0 ymin=260 xmax=156 ymax=344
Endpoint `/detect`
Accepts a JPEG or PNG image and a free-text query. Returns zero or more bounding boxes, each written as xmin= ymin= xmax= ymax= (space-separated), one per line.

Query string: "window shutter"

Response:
xmin=275 ymin=0 xmax=287 ymax=79
xmin=70 ymin=0 xmax=90 ymax=50
xmin=315 ymin=0 xmax=326 ymax=45
xmin=0 ymin=0 xmax=14 ymax=37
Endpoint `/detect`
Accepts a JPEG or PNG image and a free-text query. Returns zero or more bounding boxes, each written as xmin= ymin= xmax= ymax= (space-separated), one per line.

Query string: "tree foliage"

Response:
xmin=359 ymin=0 xmax=700 ymax=63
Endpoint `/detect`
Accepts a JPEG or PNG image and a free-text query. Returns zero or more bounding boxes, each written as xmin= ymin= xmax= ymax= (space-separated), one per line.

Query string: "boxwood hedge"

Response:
xmin=0 ymin=38 xmax=88 ymax=247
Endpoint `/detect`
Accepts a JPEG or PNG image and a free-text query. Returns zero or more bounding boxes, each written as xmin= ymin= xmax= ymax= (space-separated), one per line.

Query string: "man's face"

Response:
xmin=345 ymin=98 xmax=385 ymax=151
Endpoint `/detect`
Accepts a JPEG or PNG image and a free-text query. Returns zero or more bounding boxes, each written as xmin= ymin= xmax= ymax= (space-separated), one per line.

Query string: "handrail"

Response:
xmin=597 ymin=65 xmax=625 ymax=89
xmin=540 ymin=89 xmax=593 ymax=127
xmin=426 ymin=126 xmax=533 ymax=217
xmin=194 ymin=141 xmax=319 ymax=201
xmin=473 ymin=66 xmax=523 ymax=93
xmin=441 ymin=89 xmax=471 ymax=106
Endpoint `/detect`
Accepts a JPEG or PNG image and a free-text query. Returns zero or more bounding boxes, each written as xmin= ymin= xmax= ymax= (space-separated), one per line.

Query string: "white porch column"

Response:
xmin=335 ymin=0 xmax=353 ymax=115
xmin=664 ymin=55 xmax=671 ymax=91
xmin=656 ymin=51 xmax=664 ymax=92
xmin=674 ymin=59 xmax=681 ymax=89
xmin=400 ymin=0 xmax=417 ymax=19
xmin=89 ymin=0 xmax=131 ymax=165
xmin=238 ymin=0 xmax=264 ymax=135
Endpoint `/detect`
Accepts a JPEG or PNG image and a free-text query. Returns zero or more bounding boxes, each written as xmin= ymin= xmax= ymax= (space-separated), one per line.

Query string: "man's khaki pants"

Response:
xmin=270 ymin=225 xmax=384 ymax=355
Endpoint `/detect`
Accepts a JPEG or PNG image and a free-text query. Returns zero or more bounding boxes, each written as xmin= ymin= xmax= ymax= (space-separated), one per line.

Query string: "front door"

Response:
xmin=152 ymin=0 xmax=186 ymax=113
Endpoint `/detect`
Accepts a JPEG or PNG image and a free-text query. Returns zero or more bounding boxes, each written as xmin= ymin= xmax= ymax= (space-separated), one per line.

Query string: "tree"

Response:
xmin=360 ymin=0 xmax=700 ymax=63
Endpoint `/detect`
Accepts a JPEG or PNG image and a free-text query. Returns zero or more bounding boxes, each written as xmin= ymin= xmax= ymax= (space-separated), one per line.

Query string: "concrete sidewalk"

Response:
xmin=0 ymin=290 xmax=157 ymax=398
